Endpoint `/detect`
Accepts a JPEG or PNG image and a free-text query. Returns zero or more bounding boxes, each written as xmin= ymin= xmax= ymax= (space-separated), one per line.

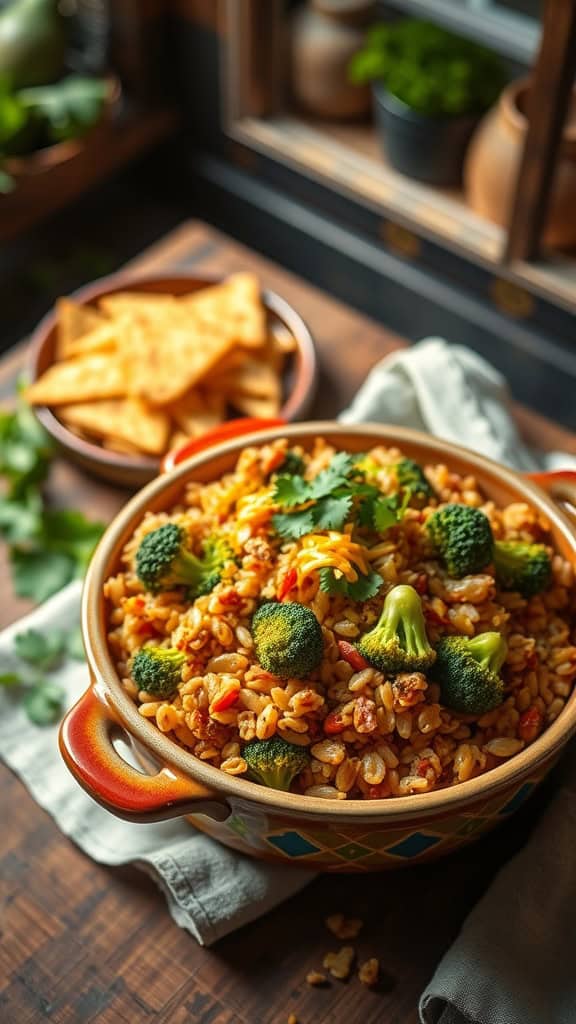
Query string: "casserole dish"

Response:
xmin=60 ymin=422 xmax=576 ymax=871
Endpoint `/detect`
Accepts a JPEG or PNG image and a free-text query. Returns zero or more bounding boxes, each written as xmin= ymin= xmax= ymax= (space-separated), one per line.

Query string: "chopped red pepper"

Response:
xmin=415 ymin=573 xmax=428 ymax=595
xmin=368 ymin=782 xmax=390 ymax=799
xmin=263 ymin=448 xmax=286 ymax=475
xmin=277 ymin=567 xmax=297 ymax=602
xmin=136 ymin=621 xmax=156 ymax=638
xmin=324 ymin=709 xmax=346 ymax=735
xmin=219 ymin=588 xmax=242 ymax=607
xmin=210 ymin=686 xmax=240 ymax=714
xmin=337 ymin=640 xmax=369 ymax=672
xmin=518 ymin=706 xmax=543 ymax=743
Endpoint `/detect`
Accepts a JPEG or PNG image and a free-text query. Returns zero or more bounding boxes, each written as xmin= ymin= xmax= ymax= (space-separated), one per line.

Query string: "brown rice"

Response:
xmin=104 ymin=437 xmax=576 ymax=800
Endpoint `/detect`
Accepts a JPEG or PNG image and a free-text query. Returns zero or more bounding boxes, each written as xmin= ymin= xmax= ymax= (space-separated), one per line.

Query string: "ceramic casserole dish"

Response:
xmin=59 ymin=422 xmax=576 ymax=871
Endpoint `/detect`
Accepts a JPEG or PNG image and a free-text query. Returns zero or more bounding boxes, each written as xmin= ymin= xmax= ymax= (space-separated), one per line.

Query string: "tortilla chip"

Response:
xmin=56 ymin=298 xmax=108 ymax=359
xmin=63 ymin=321 xmax=119 ymax=359
xmin=269 ymin=322 xmax=297 ymax=354
xmin=59 ymin=398 xmax=169 ymax=455
xmin=27 ymin=352 xmax=127 ymax=405
xmin=123 ymin=317 xmax=236 ymax=406
xmin=168 ymin=429 xmax=191 ymax=451
xmin=98 ymin=292 xmax=179 ymax=319
xmin=218 ymin=359 xmax=281 ymax=401
xmin=167 ymin=388 xmax=225 ymax=436
xmin=102 ymin=437 xmax=146 ymax=456
xmin=208 ymin=348 xmax=249 ymax=377
xmin=229 ymin=392 xmax=281 ymax=418
xmin=183 ymin=273 xmax=266 ymax=348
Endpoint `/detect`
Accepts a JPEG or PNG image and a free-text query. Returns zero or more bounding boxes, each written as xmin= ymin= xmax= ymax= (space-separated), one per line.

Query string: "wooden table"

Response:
xmin=1 ymin=221 xmax=572 ymax=1024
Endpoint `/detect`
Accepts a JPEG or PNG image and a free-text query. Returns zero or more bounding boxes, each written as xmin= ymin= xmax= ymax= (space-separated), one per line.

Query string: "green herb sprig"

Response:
xmin=0 ymin=387 xmax=104 ymax=602
xmin=1 ymin=626 xmax=84 ymax=725
xmin=271 ymin=451 xmax=405 ymax=542
xmin=271 ymin=452 xmax=410 ymax=601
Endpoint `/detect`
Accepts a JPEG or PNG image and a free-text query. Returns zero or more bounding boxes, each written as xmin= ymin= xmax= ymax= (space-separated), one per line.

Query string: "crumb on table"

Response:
xmin=322 ymin=945 xmax=355 ymax=980
xmin=358 ymin=957 xmax=379 ymax=987
xmin=325 ymin=913 xmax=363 ymax=940
xmin=306 ymin=970 xmax=328 ymax=986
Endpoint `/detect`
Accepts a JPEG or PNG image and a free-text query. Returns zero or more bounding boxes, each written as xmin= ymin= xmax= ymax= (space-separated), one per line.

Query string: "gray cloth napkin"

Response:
xmin=2 ymin=337 xmax=575 ymax=979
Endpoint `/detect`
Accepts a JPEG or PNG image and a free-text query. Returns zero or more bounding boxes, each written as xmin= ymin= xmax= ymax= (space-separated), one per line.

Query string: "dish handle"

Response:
xmin=59 ymin=685 xmax=230 ymax=823
xmin=161 ymin=417 xmax=286 ymax=474
xmin=526 ymin=469 xmax=576 ymax=525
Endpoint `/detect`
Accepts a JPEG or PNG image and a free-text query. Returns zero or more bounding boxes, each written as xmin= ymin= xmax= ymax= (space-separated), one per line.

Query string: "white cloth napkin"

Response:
xmin=0 ymin=581 xmax=313 ymax=946
xmin=340 ymin=337 xmax=576 ymax=471
xmin=2 ymin=337 xmax=574 ymax=958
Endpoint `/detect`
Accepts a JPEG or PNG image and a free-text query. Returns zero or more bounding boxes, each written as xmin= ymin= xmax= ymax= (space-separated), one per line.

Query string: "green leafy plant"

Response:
xmin=271 ymin=452 xmax=405 ymax=542
xmin=0 ymin=74 xmax=108 ymax=175
xmin=0 ymin=386 xmax=105 ymax=603
xmin=0 ymin=624 xmax=84 ymax=725
xmin=17 ymin=76 xmax=109 ymax=144
xmin=349 ymin=19 xmax=506 ymax=116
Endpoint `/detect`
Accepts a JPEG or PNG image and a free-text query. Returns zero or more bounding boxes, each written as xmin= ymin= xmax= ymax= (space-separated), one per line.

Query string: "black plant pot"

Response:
xmin=372 ymin=82 xmax=481 ymax=187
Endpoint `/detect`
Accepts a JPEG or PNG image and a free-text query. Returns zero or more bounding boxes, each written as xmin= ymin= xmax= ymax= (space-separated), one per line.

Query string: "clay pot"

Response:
xmin=289 ymin=0 xmax=375 ymax=120
xmin=464 ymin=77 xmax=576 ymax=250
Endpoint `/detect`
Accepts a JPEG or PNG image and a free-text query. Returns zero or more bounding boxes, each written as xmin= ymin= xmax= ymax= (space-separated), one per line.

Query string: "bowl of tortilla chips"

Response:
xmin=26 ymin=272 xmax=318 ymax=486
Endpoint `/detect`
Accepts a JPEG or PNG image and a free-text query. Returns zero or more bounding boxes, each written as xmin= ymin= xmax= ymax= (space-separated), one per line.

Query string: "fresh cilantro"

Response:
xmin=271 ymin=450 xmax=410 ymax=540
xmin=0 ymin=672 xmax=21 ymax=687
xmin=273 ymin=474 xmax=311 ymax=508
xmin=23 ymin=682 xmax=65 ymax=726
xmin=14 ymin=628 xmax=66 ymax=670
xmin=272 ymin=508 xmax=316 ymax=540
xmin=0 ymin=388 xmax=104 ymax=603
xmin=277 ymin=450 xmax=305 ymax=476
xmin=307 ymin=453 xmax=355 ymax=501
xmin=319 ymin=567 xmax=383 ymax=601
xmin=10 ymin=549 xmax=77 ymax=602
xmin=312 ymin=495 xmax=353 ymax=531
xmin=1 ymin=623 xmax=83 ymax=725
xmin=372 ymin=496 xmax=399 ymax=532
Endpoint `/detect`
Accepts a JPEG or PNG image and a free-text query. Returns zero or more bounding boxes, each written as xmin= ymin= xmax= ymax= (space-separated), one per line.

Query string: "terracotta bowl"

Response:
xmin=59 ymin=422 xmax=576 ymax=872
xmin=28 ymin=273 xmax=318 ymax=487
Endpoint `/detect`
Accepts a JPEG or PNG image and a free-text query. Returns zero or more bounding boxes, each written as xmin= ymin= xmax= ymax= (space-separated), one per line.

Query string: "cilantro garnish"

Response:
xmin=319 ymin=567 xmax=383 ymax=601
xmin=272 ymin=508 xmax=316 ymax=541
xmin=14 ymin=628 xmax=67 ymax=670
xmin=0 ymin=387 xmax=104 ymax=603
xmin=0 ymin=623 xmax=84 ymax=726
xmin=271 ymin=451 xmax=407 ymax=540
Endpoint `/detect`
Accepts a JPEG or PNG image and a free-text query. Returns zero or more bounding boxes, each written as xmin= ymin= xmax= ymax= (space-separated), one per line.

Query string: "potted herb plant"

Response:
xmin=349 ymin=19 xmax=507 ymax=186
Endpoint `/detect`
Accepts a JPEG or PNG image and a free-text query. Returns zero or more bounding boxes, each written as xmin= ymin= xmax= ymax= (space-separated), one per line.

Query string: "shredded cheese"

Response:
xmin=295 ymin=529 xmax=371 ymax=583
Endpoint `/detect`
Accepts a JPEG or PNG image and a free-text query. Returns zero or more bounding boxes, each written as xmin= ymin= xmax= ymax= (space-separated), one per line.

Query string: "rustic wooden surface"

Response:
xmin=0 ymin=220 xmax=572 ymax=1024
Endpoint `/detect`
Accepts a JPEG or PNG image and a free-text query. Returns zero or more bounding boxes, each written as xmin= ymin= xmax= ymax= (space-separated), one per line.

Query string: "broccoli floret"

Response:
xmin=243 ymin=736 xmax=310 ymax=791
xmin=432 ymin=631 xmax=507 ymax=714
xmin=251 ymin=601 xmax=323 ymax=678
xmin=357 ymin=583 xmax=436 ymax=673
xmin=277 ymin=450 xmax=305 ymax=476
xmin=493 ymin=540 xmax=551 ymax=597
xmin=427 ymin=503 xmax=493 ymax=577
xmin=135 ymin=523 xmax=233 ymax=596
xmin=395 ymin=457 xmax=436 ymax=508
xmin=132 ymin=645 xmax=185 ymax=697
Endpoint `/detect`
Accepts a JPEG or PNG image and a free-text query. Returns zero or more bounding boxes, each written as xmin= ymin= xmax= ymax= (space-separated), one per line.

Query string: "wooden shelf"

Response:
xmin=230 ymin=110 xmax=576 ymax=315
xmin=0 ymin=106 xmax=179 ymax=244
